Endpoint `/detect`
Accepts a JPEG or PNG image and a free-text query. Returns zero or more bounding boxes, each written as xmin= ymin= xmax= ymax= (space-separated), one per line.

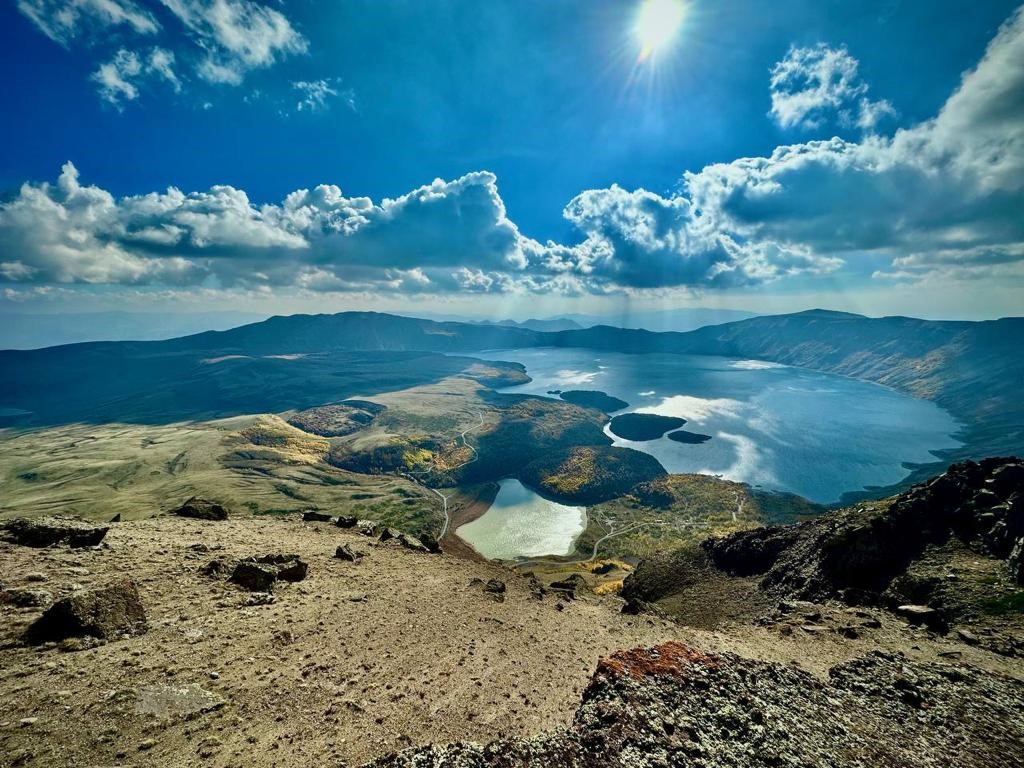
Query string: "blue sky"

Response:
xmin=0 ymin=0 xmax=1022 ymax=320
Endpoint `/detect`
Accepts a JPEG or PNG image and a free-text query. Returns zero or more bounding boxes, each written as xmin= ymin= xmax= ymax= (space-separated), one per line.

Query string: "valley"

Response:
xmin=0 ymin=310 xmax=1022 ymax=767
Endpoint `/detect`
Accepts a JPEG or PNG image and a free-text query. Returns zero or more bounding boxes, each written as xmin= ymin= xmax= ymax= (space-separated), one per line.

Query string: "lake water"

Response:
xmin=455 ymin=478 xmax=586 ymax=560
xmin=473 ymin=348 xmax=962 ymax=505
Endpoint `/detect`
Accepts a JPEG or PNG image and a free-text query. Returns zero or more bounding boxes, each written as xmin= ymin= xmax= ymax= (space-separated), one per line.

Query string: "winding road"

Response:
xmin=409 ymin=410 xmax=486 ymax=539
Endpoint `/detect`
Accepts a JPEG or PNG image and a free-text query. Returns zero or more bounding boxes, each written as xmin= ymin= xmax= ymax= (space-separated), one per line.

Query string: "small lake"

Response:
xmin=472 ymin=348 xmax=962 ymax=505
xmin=456 ymin=478 xmax=586 ymax=560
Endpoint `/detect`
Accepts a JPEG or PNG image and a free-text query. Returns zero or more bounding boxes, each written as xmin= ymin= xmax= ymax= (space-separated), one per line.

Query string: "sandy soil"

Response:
xmin=1 ymin=515 xmax=1020 ymax=767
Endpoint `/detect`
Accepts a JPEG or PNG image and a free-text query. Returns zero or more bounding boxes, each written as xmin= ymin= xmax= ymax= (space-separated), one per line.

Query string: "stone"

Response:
xmin=357 ymin=520 xmax=384 ymax=537
xmin=550 ymin=574 xmax=587 ymax=600
xmin=335 ymin=515 xmax=358 ymax=529
xmin=395 ymin=532 xmax=431 ymax=554
xmin=253 ymin=554 xmax=308 ymax=582
xmin=171 ymin=497 xmax=228 ymax=521
xmin=956 ymin=629 xmax=980 ymax=645
xmin=302 ymin=510 xmax=333 ymax=523
xmin=0 ymin=517 xmax=108 ymax=548
xmin=484 ymin=579 xmax=506 ymax=595
xmin=896 ymin=604 xmax=947 ymax=632
xmin=229 ymin=562 xmax=278 ymax=592
xmin=1 ymin=588 xmax=53 ymax=608
xmin=24 ymin=579 xmax=147 ymax=645
xmin=335 ymin=544 xmax=363 ymax=562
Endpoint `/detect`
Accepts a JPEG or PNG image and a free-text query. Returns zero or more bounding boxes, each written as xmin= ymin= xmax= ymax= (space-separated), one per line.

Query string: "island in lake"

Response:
xmin=608 ymin=412 xmax=686 ymax=441
xmin=558 ymin=390 xmax=629 ymax=412
xmin=667 ymin=429 xmax=713 ymax=444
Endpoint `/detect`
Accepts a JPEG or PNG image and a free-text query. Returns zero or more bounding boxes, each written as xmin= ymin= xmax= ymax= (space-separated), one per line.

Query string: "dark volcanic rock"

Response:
xmin=607 ymin=413 xmax=685 ymax=441
xmin=701 ymin=457 xmax=1024 ymax=601
xmin=230 ymin=562 xmax=278 ymax=592
xmin=335 ymin=544 xmax=363 ymax=562
xmin=24 ymin=580 xmax=147 ymax=645
xmin=302 ymin=510 xmax=333 ymax=523
xmin=171 ymin=497 xmax=228 ymax=521
xmin=365 ymin=642 xmax=1024 ymax=768
xmin=558 ymin=390 xmax=629 ymax=413
xmin=550 ymin=574 xmax=586 ymax=600
xmin=1 ymin=516 xmax=108 ymax=548
xmin=335 ymin=515 xmax=359 ymax=528
xmin=230 ymin=555 xmax=309 ymax=590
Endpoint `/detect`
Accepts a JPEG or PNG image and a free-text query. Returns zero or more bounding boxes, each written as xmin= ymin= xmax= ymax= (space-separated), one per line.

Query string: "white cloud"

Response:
xmin=3 ymin=7 xmax=1023 ymax=298
xmin=159 ymin=0 xmax=307 ymax=85
xmin=92 ymin=47 xmax=181 ymax=106
xmin=769 ymin=43 xmax=894 ymax=132
xmin=18 ymin=0 xmax=305 ymax=100
xmin=292 ymin=79 xmax=354 ymax=113
xmin=685 ymin=7 xmax=1024 ymax=285
xmin=16 ymin=0 xmax=158 ymax=44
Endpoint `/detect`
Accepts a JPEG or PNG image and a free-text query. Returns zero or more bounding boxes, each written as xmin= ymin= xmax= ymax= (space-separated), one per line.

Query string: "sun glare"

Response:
xmin=634 ymin=0 xmax=686 ymax=61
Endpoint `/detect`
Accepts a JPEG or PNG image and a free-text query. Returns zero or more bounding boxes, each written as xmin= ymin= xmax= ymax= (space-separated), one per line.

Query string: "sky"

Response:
xmin=0 ymin=0 xmax=1022 ymax=321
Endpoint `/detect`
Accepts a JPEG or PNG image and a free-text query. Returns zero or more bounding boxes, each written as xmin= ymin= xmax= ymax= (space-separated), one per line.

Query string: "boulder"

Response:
xmin=230 ymin=555 xmax=308 ymax=591
xmin=395 ymin=532 xmax=431 ymax=554
xmin=335 ymin=515 xmax=358 ymax=529
xmin=230 ymin=562 xmax=278 ymax=592
xmin=171 ymin=497 xmax=228 ymax=521
xmin=335 ymin=544 xmax=363 ymax=562
xmin=896 ymin=604 xmax=947 ymax=632
xmin=484 ymin=579 xmax=506 ymax=595
xmin=24 ymin=579 xmax=147 ymax=644
xmin=302 ymin=510 xmax=333 ymax=523
xmin=0 ymin=516 xmax=109 ymax=548
xmin=550 ymin=574 xmax=587 ymax=600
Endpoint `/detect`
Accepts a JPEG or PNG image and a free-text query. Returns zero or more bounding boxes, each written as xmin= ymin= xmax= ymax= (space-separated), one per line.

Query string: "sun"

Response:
xmin=634 ymin=0 xmax=686 ymax=61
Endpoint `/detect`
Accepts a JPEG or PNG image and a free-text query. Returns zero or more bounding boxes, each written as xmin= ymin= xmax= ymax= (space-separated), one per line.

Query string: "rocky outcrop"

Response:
xmin=171 ymin=497 xmax=228 ymax=521
xmin=0 ymin=517 xmax=109 ymax=548
xmin=230 ymin=555 xmax=308 ymax=591
xmin=366 ymin=641 xmax=1024 ymax=768
xmin=701 ymin=457 xmax=1024 ymax=600
xmin=24 ymin=579 xmax=147 ymax=645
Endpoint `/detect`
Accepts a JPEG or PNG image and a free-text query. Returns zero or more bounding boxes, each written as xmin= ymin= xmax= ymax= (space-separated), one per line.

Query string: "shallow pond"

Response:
xmin=455 ymin=478 xmax=586 ymax=560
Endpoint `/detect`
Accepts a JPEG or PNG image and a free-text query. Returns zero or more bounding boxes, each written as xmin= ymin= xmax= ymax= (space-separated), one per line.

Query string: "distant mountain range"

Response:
xmin=1 ymin=309 xmax=1021 ymax=487
xmin=0 ymin=311 xmax=269 ymax=350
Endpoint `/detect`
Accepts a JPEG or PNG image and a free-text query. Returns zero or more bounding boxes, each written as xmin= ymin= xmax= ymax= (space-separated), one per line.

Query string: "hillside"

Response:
xmin=1 ymin=459 xmax=1021 ymax=767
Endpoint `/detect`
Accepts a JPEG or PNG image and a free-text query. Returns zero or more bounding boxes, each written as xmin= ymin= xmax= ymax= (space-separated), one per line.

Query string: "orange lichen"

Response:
xmin=597 ymin=642 xmax=721 ymax=680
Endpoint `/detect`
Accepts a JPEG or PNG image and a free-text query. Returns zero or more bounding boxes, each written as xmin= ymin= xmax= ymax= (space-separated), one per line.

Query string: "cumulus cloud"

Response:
xmin=159 ymin=0 xmax=307 ymax=85
xmin=17 ymin=0 xmax=158 ymax=44
xmin=3 ymin=6 xmax=1023 ymax=297
xmin=687 ymin=7 xmax=1024 ymax=284
xmin=770 ymin=43 xmax=895 ymax=132
xmin=92 ymin=47 xmax=181 ymax=106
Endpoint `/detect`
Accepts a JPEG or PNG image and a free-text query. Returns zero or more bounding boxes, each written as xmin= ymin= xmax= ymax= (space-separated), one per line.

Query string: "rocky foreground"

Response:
xmin=0 ymin=460 xmax=1023 ymax=766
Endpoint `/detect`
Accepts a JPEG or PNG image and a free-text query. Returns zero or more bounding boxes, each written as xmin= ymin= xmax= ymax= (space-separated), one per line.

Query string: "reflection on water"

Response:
xmin=456 ymin=478 xmax=585 ymax=560
xmin=473 ymin=348 xmax=962 ymax=504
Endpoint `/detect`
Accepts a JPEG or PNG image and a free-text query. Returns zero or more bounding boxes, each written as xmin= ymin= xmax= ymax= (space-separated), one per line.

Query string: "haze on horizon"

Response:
xmin=1 ymin=0 xmax=1022 ymax=325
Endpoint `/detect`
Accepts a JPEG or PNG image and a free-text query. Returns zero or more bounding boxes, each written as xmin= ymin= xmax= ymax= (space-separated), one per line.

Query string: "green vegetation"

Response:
xmin=518 ymin=445 xmax=666 ymax=505
xmin=982 ymin=591 xmax=1024 ymax=616
xmin=574 ymin=474 xmax=766 ymax=560
xmin=608 ymin=413 xmax=686 ymax=441
xmin=559 ymin=390 xmax=629 ymax=412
